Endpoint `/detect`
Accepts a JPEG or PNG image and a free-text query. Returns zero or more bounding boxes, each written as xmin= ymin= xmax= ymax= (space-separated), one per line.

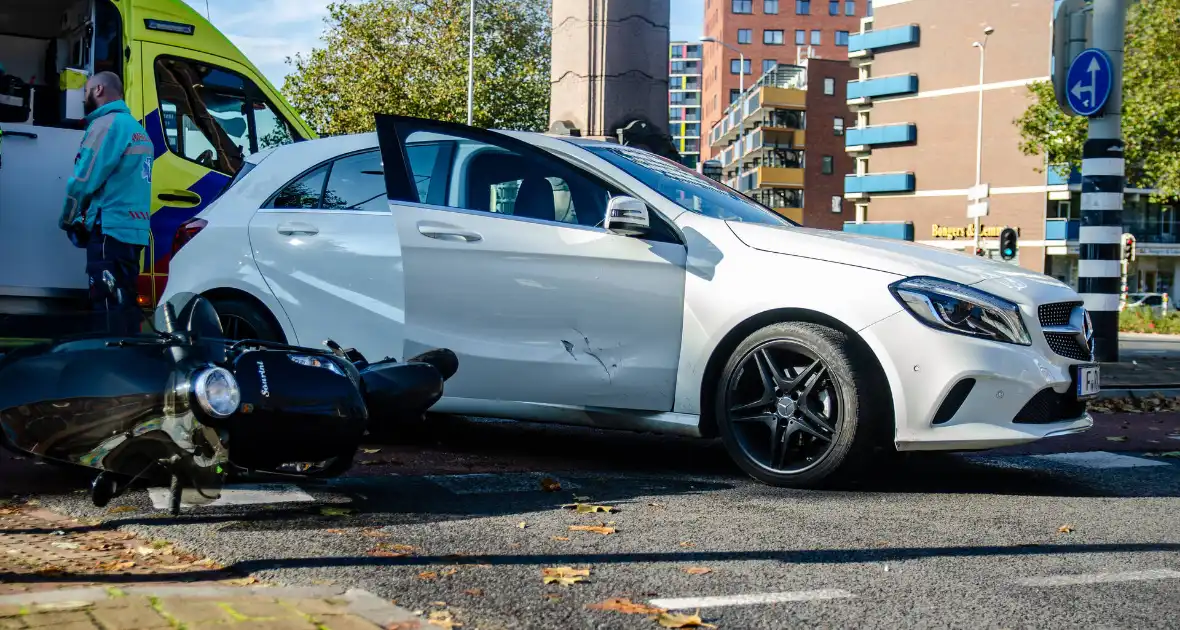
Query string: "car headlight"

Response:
xmin=289 ymin=354 xmax=346 ymax=377
xmin=889 ymin=277 xmax=1031 ymax=346
xmin=193 ymin=367 xmax=241 ymax=418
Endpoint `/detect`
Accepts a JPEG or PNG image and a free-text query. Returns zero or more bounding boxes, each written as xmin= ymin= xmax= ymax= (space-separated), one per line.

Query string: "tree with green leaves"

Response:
xmin=1014 ymin=0 xmax=1180 ymax=200
xmin=283 ymin=0 xmax=552 ymax=136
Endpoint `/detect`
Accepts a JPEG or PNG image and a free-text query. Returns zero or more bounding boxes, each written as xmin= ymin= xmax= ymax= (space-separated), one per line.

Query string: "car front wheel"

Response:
xmin=715 ymin=322 xmax=881 ymax=488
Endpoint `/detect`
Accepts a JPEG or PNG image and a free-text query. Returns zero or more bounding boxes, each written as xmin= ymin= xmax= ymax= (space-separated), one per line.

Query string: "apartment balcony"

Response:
xmin=845 ymin=172 xmax=916 ymax=195
xmin=750 ymin=189 xmax=804 ymax=223
xmin=847 ymin=25 xmax=920 ymax=54
xmin=842 ymin=221 xmax=915 ymax=241
xmin=1044 ymin=218 xmax=1080 ymax=241
xmin=709 ymin=80 xmax=807 ymax=148
xmin=756 ymin=165 xmax=805 ymax=189
xmin=845 ymin=123 xmax=916 ymax=150
xmin=846 ymin=74 xmax=919 ymax=102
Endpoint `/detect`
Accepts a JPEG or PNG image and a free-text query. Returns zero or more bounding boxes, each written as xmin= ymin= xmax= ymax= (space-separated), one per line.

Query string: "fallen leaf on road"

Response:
xmin=552 ymin=536 xmax=571 ymax=541
xmin=540 ymin=477 xmax=562 ymax=492
xmin=1106 ymin=436 xmax=1129 ymax=442
xmin=106 ymin=506 xmax=136 ymax=514
xmin=679 ymin=542 xmax=696 ymax=548
xmin=360 ymin=528 xmax=390 ymax=538
xmin=1058 ymin=525 xmax=1075 ymax=533
xmin=319 ymin=507 xmax=354 ymax=517
xmin=430 ymin=601 xmax=447 ymax=607
xmin=221 ymin=576 xmax=258 ymax=586
xmin=654 ymin=611 xmax=717 ymax=628
xmin=370 ymin=543 xmax=417 ymax=557
xmin=134 ymin=546 xmax=157 ymax=556
xmin=419 ymin=571 xmax=438 ymax=580
xmin=587 ymin=598 xmax=666 ymax=614
xmin=362 ymin=448 xmax=381 ymax=454
xmin=35 ymin=565 xmax=67 ymax=576
xmin=440 ymin=568 xmax=458 ymax=577
xmin=648 ymin=502 xmax=666 ymax=508
xmin=542 ymin=566 xmax=590 ymax=585
xmin=0 ymin=507 xmax=19 ymax=515
xmin=683 ymin=567 xmax=712 ymax=575
xmin=562 ymin=503 xmax=619 ymax=514
xmin=386 ymin=622 xmax=421 ymax=630
xmin=570 ymin=525 xmax=616 ymax=535
xmin=96 ymin=560 xmax=135 ymax=572
xmin=325 ymin=529 xmax=347 ymax=535
xmin=51 ymin=542 xmax=80 ymax=550
xmin=427 ymin=610 xmax=462 ymax=628
xmin=464 ymin=588 xmax=483 ymax=596
xmin=517 ymin=521 xmax=528 ymax=529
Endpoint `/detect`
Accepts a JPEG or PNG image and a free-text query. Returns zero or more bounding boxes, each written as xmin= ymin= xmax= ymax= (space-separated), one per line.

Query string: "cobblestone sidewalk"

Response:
xmin=0 ymin=502 xmax=421 ymax=629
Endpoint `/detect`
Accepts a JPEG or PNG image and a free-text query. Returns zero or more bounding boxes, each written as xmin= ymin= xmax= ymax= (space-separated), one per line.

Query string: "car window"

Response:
xmin=1145 ymin=295 xmax=1163 ymax=306
xmin=400 ymin=131 xmax=609 ymax=228
xmin=322 ymin=151 xmax=388 ymax=212
xmin=271 ymin=164 xmax=327 ymax=209
xmin=580 ymin=144 xmax=793 ymax=226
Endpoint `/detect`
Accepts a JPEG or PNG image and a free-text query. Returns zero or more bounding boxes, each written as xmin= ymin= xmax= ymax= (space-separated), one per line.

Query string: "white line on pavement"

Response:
xmin=147 ymin=483 xmax=314 ymax=509
xmin=649 ymin=589 xmax=855 ymax=610
xmin=1030 ymin=451 xmax=1170 ymax=469
xmin=1014 ymin=569 xmax=1180 ymax=587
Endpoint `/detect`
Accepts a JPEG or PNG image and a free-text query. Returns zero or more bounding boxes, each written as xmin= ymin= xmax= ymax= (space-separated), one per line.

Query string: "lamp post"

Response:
xmin=971 ymin=26 xmax=994 ymax=254
xmin=466 ymin=0 xmax=475 ymax=126
xmin=700 ymin=36 xmax=745 ymax=100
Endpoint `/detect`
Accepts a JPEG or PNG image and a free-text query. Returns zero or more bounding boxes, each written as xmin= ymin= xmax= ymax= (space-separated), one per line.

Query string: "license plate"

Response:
xmin=1076 ymin=364 xmax=1101 ymax=399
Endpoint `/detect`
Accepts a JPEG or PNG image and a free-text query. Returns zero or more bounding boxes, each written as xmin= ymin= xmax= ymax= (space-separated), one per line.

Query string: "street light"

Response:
xmin=700 ymin=36 xmax=745 ymax=99
xmin=466 ymin=0 xmax=475 ymax=126
xmin=971 ymin=25 xmax=994 ymax=254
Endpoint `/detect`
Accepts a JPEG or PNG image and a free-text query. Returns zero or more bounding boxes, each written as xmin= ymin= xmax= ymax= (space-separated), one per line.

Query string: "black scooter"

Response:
xmin=0 ymin=292 xmax=457 ymax=515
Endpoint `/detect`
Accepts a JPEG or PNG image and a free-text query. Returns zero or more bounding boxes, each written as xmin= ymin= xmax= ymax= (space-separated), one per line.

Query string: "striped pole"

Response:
xmin=1078 ymin=0 xmax=1126 ymax=363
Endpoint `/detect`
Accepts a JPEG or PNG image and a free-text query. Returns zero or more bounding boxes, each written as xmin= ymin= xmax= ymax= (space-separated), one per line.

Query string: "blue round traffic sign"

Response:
xmin=1065 ymin=48 xmax=1114 ymax=117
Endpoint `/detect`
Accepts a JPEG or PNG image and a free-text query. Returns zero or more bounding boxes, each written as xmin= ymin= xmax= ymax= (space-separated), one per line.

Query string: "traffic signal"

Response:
xmin=1122 ymin=233 xmax=1137 ymax=261
xmin=974 ymin=247 xmax=986 ymax=257
xmin=999 ymin=227 xmax=1018 ymax=261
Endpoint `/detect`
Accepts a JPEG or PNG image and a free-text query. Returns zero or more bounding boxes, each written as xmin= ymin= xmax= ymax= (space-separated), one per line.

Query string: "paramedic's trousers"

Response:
xmin=86 ymin=232 xmax=143 ymax=336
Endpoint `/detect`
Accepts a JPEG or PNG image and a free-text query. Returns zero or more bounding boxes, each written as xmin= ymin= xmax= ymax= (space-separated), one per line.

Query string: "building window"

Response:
xmin=829 ymin=0 xmax=839 ymax=15
xmin=845 ymin=0 xmax=856 ymax=15
xmin=823 ymin=77 xmax=835 ymax=95
xmin=671 ymin=45 xmax=684 ymax=59
xmin=836 ymin=30 xmax=849 ymax=46
xmin=796 ymin=0 xmax=810 ymax=14
xmin=733 ymin=0 xmax=753 ymax=13
xmin=762 ymin=59 xmax=777 ymax=73
xmin=764 ymin=29 xmax=784 ymax=45
xmin=795 ymin=29 xmax=806 ymax=45
xmin=822 ymin=155 xmax=834 ymax=175
xmin=867 ymin=0 xmax=873 ymax=16
xmin=738 ymin=28 xmax=752 ymax=44
xmin=831 ymin=195 xmax=843 ymax=213
xmin=811 ymin=30 xmax=821 ymax=45
xmin=730 ymin=58 xmax=751 ymax=74
xmin=765 ymin=0 xmax=780 ymax=13
xmin=687 ymin=44 xmax=701 ymax=57
xmin=834 ymin=117 xmax=844 ymax=135
xmin=730 ymin=89 xmax=742 ymax=104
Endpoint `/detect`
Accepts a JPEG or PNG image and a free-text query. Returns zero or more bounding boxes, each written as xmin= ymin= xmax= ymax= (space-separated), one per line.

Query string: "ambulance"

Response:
xmin=0 ymin=0 xmax=315 ymax=344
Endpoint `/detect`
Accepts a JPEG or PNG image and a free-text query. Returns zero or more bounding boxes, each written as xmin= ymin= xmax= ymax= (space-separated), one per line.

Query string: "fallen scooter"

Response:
xmin=0 ymin=292 xmax=457 ymax=515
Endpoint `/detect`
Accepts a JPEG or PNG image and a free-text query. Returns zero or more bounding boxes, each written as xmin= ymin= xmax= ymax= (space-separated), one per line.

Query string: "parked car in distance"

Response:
xmin=1124 ymin=292 xmax=1173 ymax=315
xmin=162 ymin=114 xmax=1095 ymax=488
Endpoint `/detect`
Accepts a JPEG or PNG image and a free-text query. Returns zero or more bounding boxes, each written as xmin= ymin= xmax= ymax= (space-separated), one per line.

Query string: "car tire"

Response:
xmin=206 ymin=296 xmax=282 ymax=342
xmin=714 ymin=322 xmax=881 ymax=489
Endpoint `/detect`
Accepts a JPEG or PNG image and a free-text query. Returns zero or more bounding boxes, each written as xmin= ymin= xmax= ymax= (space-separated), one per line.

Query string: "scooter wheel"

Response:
xmin=168 ymin=476 xmax=183 ymax=517
xmin=90 ymin=474 xmax=118 ymax=508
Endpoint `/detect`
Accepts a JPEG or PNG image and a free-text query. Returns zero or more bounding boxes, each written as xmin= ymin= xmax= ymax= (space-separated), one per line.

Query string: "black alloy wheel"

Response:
xmin=715 ymin=322 xmax=880 ymax=488
xmin=218 ymin=313 xmax=258 ymax=341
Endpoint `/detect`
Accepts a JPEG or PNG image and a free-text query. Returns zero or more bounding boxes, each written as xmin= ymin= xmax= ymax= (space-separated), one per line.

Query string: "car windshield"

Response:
xmin=580 ymin=144 xmax=795 ymax=227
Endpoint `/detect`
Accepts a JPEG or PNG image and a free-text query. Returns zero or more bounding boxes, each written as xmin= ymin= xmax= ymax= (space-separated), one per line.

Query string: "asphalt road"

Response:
xmin=1118 ymin=333 xmax=1180 ymax=360
xmin=8 ymin=415 xmax=1180 ymax=630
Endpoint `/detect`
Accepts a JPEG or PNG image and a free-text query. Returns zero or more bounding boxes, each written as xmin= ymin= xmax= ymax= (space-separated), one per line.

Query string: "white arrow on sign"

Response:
xmin=1070 ymin=57 xmax=1101 ymax=108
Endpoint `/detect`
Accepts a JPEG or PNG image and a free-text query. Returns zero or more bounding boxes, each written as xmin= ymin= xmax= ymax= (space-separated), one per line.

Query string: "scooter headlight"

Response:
xmin=193 ymin=367 xmax=241 ymax=418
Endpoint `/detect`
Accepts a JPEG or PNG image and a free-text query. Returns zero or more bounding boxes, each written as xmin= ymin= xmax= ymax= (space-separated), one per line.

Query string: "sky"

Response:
xmin=182 ymin=0 xmax=706 ymax=90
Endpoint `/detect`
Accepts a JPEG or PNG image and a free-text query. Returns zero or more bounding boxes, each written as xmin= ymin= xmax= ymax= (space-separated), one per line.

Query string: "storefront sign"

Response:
xmin=931 ymin=224 xmax=1021 ymax=240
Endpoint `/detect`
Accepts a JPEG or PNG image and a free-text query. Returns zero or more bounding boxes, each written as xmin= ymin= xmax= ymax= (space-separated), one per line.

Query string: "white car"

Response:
xmin=163 ymin=114 xmax=1095 ymax=488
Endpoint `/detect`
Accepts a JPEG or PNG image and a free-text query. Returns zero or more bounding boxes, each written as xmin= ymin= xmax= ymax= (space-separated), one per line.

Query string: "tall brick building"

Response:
xmin=700 ymin=0 xmax=865 ymax=161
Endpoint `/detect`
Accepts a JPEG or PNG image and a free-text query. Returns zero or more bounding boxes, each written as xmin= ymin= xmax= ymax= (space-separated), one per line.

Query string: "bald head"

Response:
xmin=84 ymin=71 xmax=123 ymax=114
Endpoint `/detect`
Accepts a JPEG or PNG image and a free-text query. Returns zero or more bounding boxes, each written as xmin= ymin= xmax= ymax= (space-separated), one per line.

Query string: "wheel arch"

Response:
xmin=696 ymin=308 xmax=895 ymax=444
xmin=200 ymin=287 xmax=289 ymax=343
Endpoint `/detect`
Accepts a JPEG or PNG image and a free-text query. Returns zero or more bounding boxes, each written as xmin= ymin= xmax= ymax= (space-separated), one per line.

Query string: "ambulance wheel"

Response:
xmin=206 ymin=297 xmax=282 ymax=343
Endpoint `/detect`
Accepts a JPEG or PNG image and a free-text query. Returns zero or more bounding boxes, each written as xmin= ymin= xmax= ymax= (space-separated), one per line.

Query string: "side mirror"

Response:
xmin=604 ymin=196 xmax=650 ymax=237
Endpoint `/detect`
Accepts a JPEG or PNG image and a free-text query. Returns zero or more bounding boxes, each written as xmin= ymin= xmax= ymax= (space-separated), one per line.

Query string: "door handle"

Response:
xmin=277 ymin=222 xmax=319 ymax=236
xmin=3 ymin=130 xmax=37 ymax=139
xmin=157 ymin=190 xmax=202 ymax=207
xmin=417 ymin=225 xmax=482 ymax=242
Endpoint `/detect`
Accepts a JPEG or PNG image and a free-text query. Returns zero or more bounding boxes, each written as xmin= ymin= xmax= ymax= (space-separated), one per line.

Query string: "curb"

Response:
xmin=0 ymin=584 xmax=420 ymax=627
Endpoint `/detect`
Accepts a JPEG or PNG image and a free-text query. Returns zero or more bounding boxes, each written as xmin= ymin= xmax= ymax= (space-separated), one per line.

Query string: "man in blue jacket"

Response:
xmin=58 ymin=71 xmax=154 ymax=335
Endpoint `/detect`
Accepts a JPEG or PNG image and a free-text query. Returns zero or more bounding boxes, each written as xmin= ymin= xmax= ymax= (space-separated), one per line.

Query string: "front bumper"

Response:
xmin=860 ymin=310 xmax=1093 ymax=452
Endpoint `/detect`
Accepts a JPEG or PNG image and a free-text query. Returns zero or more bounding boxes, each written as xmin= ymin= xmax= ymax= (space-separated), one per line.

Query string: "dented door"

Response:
xmin=375 ymin=115 xmax=687 ymax=412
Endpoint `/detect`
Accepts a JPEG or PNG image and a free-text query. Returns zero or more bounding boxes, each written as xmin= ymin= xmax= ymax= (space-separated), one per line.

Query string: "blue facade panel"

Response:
xmin=847 ymin=74 xmax=919 ymax=100
xmin=845 ymin=124 xmax=917 ymax=147
xmin=1045 ymin=219 xmax=1080 ymax=241
xmin=843 ymin=221 xmax=915 ymax=241
xmin=848 ymin=25 xmax=919 ymax=53
xmin=844 ymin=173 xmax=916 ymax=194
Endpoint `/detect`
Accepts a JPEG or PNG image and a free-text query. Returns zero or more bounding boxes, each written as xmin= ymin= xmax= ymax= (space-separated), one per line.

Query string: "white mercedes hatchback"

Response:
xmin=163 ymin=114 xmax=1095 ymax=487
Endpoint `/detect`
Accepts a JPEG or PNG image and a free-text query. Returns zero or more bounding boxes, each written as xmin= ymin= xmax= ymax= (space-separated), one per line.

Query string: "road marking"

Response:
xmin=1030 ymin=451 xmax=1169 ymax=469
xmin=1014 ymin=569 xmax=1180 ymax=587
xmin=423 ymin=472 xmax=580 ymax=495
xmin=147 ymin=483 xmax=314 ymax=509
xmin=649 ymin=589 xmax=854 ymax=610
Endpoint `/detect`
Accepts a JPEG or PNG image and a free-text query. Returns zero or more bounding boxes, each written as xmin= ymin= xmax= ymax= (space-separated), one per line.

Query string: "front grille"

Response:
xmin=1038 ymin=301 xmax=1092 ymax=361
xmin=1013 ymin=387 xmax=1088 ymax=424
